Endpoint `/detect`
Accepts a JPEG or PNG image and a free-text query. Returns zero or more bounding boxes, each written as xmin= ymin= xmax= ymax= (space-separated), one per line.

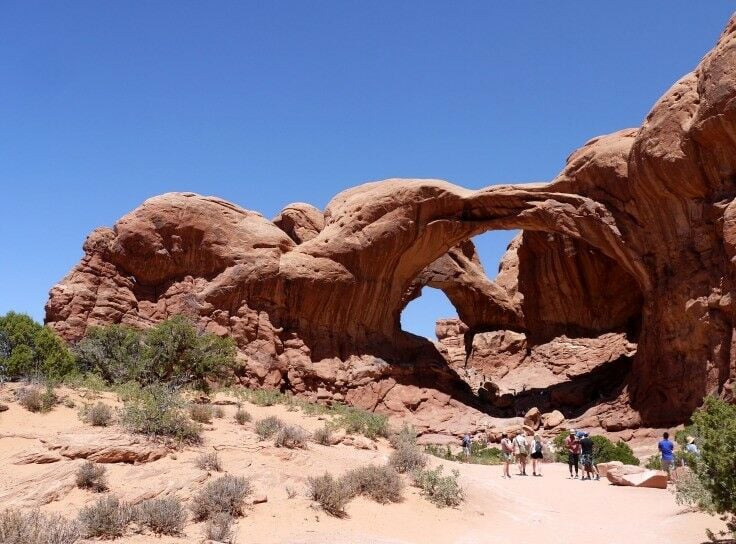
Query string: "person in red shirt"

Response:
xmin=565 ymin=429 xmax=581 ymax=478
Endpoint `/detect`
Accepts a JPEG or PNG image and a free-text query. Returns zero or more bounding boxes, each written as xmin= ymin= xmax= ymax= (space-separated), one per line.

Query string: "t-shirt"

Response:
xmin=659 ymin=439 xmax=675 ymax=461
xmin=514 ymin=435 xmax=528 ymax=454
xmin=565 ymin=435 xmax=581 ymax=454
xmin=580 ymin=436 xmax=594 ymax=455
xmin=501 ymin=438 xmax=513 ymax=453
xmin=686 ymin=443 xmax=700 ymax=455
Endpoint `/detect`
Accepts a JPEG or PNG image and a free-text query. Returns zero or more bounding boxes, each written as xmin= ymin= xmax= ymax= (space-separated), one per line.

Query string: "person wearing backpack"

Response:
xmin=530 ymin=433 xmax=544 ymax=476
xmin=461 ymin=433 xmax=473 ymax=458
xmin=513 ymin=431 xmax=529 ymax=475
xmin=500 ymin=432 xmax=514 ymax=478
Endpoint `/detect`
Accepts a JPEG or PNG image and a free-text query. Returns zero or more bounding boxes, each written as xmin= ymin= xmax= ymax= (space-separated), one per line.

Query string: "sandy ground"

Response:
xmin=0 ymin=383 xmax=723 ymax=544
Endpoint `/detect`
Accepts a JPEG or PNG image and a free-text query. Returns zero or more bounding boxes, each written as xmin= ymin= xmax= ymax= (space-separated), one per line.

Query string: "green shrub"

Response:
xmin=234 ymin=407 xmax=251 ymax=425
xmin=389 ymin=423 xmax=418 ymax=449
xmin=78 ymin=495 xmax=133 ymax=539
xmin=424 ymin=442 xmax=502 ymax=466
xmin=140 ymin=316 xmax=236 ymax=391
xmin=195 ymin=451 xmax=222 ymax=472
xmin=134 ymin=496 xmax=186 ymax=536
xmin=191 ymin=474 xmax=251 ymax=521
xmin=80 ymin=402 xmax=114 ymax=427
xmin=120 ymin=384 xmax=201 ymax=443
xmin=75 ymin=461 xmax=108 ymax=492
xmin=645 ymin=455 xmax=663 ymax=470
xmin=332 ymin=405 xmax=388 ymax=439
xmin=307 ymin=472 xmax=354 ymax=517
xmin=0 ymin=312 xmax=76 ymax=380
xmin=413 ymin=465 xmax=463 ymax=508
xmin=0 ymin=508 xmax=80 ymax=544
xmin=275 ymin=425 xmax=308 ymax=448
xmin=255 ymin=416 xmax=283 ymax=439
xmin=189 ymin=403 xmax=214 ymax=424
xmin=74 ymin=325 xmax=143 ymax=384
xmin=344 ymin=465 xmax=403 ymax=504
xmin=242 ymin=388 xmax=286 ymax=407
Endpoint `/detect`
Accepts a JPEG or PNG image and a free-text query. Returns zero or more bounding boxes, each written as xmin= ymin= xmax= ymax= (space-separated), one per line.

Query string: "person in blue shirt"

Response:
xmin=658 ymin=431 xmax=675 ymax=481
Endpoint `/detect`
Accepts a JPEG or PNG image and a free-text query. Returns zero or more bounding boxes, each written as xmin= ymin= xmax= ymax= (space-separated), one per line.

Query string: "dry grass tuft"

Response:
xmin=195 ymin=451 xmax=222 ymax=472
xmin=191 ymin=474 xmax=251 ymax=521
xmin=75 ymin=461 xmax=108 ymax=492
xmin=274 ymin=425 xmax=308 ymax=449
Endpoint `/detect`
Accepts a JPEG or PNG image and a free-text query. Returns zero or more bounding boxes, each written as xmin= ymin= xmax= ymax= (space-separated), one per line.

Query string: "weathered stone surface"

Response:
xmin=45 ymin=15 xmax=736 ymax=434
xmin=524 ymin=407 xmax=541 ymax=430
xmin=541 ymin=410 xmax=565 ymax=430
xmin=606 ymin=465 xmax=669 ymax=489
xmin=596 ymin=461 xmax=624 ymax=478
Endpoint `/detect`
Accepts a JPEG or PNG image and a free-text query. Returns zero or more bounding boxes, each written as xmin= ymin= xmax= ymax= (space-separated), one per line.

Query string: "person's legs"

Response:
xmin=521 ymin=454 xmax=527 ymax=475
xmin=568 ymin=453 xmax=575 ymax=477
xmin=573 ymin=454 xmax=580 ymax=477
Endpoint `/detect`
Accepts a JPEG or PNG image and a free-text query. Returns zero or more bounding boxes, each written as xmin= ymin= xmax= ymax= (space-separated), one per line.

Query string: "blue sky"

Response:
xmin=1 ymin=2 xmax=734 ymax=338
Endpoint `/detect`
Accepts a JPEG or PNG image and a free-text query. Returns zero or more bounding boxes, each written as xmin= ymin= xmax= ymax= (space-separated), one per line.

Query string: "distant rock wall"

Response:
xmin=46 ymin=14 xmax=736 ymax=435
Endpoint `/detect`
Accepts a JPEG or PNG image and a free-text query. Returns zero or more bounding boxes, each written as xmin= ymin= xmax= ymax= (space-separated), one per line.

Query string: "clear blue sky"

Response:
xmin=2 ymin=2 xmax=733 ymax=338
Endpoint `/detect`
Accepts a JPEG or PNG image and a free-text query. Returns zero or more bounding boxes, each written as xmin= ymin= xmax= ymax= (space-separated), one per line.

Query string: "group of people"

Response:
xmin=563 ymin=429 xmax=599 ymax=480
xmin=498 ymin=431 xmax=545 ymax=478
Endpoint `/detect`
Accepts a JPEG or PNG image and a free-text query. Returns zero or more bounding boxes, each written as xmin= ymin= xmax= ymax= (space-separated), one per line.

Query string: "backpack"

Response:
xmin=515 ymin=435 xmax=528 ymax=454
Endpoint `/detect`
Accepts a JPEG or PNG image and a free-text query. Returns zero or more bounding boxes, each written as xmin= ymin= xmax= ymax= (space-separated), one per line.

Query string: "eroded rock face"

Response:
xmin=46 ymin=14 xmax=736 ymax=434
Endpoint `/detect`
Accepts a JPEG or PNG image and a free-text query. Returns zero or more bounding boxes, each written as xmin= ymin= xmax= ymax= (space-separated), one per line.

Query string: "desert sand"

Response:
xmin=0 ymin=384 xmax=723 ymax=544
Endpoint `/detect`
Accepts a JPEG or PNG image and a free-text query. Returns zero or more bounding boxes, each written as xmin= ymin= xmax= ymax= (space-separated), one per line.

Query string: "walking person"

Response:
xmin=530 ymin=433 xmax=544 ymax=476
xmin=579 ymin=432 xmax=596 ymax=480
xmin=565 ymin=429 xmax=581 ymax=478
xmin=500 ymin=432 xmax=514 ymax=478
xmin=461 ymin=433 xmax=473 ymax=458
xmin=658 ymin=431 xmax=676 ymax=481
xmin=513 ymin=430 xmax=529 ymax=475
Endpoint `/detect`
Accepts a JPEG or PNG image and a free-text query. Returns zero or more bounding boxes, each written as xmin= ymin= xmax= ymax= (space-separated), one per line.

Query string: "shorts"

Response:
xmin=581 ymin=453 xmax=593 ymax=468
xmin=568 ymin=453 xmax=580 ymax=466
xmin=531 ymin=451 xmax=543 ymax=460
xmin=662 ymin=460 xmax=674 ymax=472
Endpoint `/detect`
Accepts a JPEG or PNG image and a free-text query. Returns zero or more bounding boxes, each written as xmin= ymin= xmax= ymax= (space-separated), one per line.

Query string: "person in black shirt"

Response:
xmin=579 ymin=432 xmax=596 ymax=480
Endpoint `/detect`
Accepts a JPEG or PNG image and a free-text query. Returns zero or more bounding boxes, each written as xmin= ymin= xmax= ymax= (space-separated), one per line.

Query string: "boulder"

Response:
xmin=596 ymin=461 xmax=623 ymax=477
xmin=541 ymin=410 xmax=565 ymax=429
xmin=606 ymin=465 xmax=668 ymax=489
xmin=524 ymin=407 xmax=541 ymax=430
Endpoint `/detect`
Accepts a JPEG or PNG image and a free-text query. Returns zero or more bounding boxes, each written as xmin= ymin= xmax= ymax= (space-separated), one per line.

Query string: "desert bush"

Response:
xmin=0 ymin=508 xmax=80 ymax=544
xmin=78 ymin=495 xmax=133 ymax=539
xmin=140 ymin=316 xmax=236 ymax=391
xmin=74 ymin=324 xmax=143 ymax=384
xmin=134 ymin=496 xmax=187 ymax=536
xmin=389 ymin=423 xmax=418 ymax=448
xmin=204 ymin=512 xmax=235 ymax=543
xmin=213 ymin=406 xmax=225 ymax=418
xmin=255 ymin=416 xmax=283 ymax=439
xmin=307 ymin=472 xmax=354 ymax=517
xmin=195 ymin=451 xmax=222 ymax=472
xmin=234 ymin=407 xmax=251 ymax=425
xmin=0 ymin=312 xmax=76 ymax=380
xmin=16 ymin=385 xmax=57 ymax=413
xmin=645 ymin=455 xmax=663 ymax=470
xmin=120 ymin=384 xmax=201 ymax=443
xmin=390 ymin=441 xmax=427 ymax=473
xmin=242 ymin=388 xmax=286 ymax=407
xmin=679 ymin=396 xmax=736 ymax=539
xmin=424 ymin=442 xmax=502 ymax=466
xmin=275 ymin=425 xmax=308 ymax=448
xmin=191 ymin=474 xmax=251 ymax=521
xmin=332 ymin=405 xmax=388 ymax=439
xmin=189 ymin=403 xmax=214 ymax=424
xmin=80 ymin=402 xmax=114 ymax=427
xmin=76 ymin=461 xmax=108 ymax=492
xmin=344 ymin=465 xmax=403 ymax=504
xmin=313 ymin=425 xmax=332 ymax=445
xmin=413 ymin=465 xmax=463 ymax=508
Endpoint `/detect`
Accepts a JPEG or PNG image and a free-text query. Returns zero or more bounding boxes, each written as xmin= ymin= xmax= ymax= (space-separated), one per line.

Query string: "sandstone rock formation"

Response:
xmin=606 ymin=465 xmax=669 ymax=489
xmin=46 ymin=14 xmax=736 ymax=434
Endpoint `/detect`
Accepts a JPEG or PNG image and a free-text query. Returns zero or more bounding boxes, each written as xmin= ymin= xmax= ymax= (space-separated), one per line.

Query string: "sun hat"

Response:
xmin=569 ymin=429 xmax=576 ymax=435
xmin=687 ymin=436 xmax=696 ymax=444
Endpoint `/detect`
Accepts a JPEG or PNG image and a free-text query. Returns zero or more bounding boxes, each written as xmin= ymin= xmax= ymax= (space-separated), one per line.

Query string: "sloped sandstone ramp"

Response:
xmin=47 ymin=14 xmax=736 ymax=433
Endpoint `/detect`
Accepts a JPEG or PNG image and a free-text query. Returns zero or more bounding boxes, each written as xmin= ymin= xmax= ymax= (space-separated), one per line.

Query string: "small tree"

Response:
xmin=74 ymin=324 xmax=143 ymax=384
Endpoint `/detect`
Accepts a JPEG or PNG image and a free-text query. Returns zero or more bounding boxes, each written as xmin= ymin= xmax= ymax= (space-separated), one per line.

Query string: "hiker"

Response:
xmin=500 ymin=432 xmax=514 ymax=478
xmin=530 ymin=433 xmax=544 ymax=476
xmin=579 ymin=432 xmax=597 ymax=480
xmin=685 ymin=436 xmax=700 ymax=456
xmin=658 ymin=431 xmax=675 ymax=481
xmin=513 ymin=430 xmax=529 ymax=475
xmin=461 ymin=433 xmax=473 ymax=457
xmin=565 ymin=429 xmax=581 ymax=478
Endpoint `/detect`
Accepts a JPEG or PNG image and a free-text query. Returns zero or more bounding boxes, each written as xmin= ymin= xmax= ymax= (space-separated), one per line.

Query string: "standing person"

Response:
xmin=530 ymin=433 xmax=544 ymax=476
xmin=579 ymin=432 xmax=595 ymax=480
xmin=500 ymin=433 xmax=514 ymax=478
xmin=565 ymin=429 xmax=581 ymax=478
xmin=658 ymin=431 xmax=676 ymax=481
xmin=461 ymin=433 xmax=473 ymax=458
xmin=514 ymin=431 xmax=529 ymax=475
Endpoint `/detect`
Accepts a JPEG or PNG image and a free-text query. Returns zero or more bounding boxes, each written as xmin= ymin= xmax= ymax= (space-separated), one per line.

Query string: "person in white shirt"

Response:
xmin=513 ymin=431 xmax=529 ymax=476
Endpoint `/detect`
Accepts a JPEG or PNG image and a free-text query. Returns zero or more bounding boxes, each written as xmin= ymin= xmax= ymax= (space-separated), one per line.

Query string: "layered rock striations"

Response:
xmin=47 ymin=15 xmax=736 ymax=434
